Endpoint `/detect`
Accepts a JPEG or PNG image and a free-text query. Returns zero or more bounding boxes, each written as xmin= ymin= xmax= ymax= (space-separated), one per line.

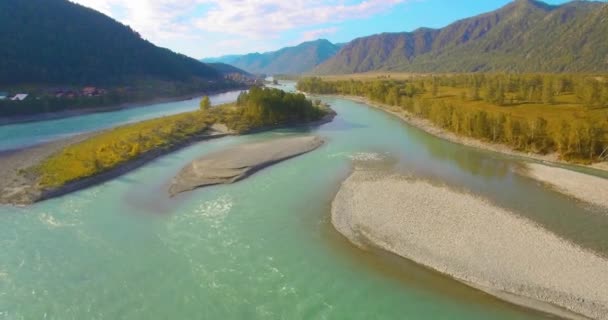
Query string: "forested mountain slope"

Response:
xmin=315 ymin=0 xmax=608 ymax=74
xmin=0 ymin=0 xmax=220 ymax=85
xmin=208 ymin=63 xmax=252 ymax=76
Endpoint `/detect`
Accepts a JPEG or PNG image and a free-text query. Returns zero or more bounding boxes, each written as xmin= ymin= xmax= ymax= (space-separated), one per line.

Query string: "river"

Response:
xmin=0 ymin=90 xmax=243 ymax=151
xmin=1 ymin=82 xmax=606 ymax=319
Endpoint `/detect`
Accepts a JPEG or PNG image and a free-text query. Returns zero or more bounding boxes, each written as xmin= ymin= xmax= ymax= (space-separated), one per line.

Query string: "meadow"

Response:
xmin=299 ymin=74 xmax=608 ymax=163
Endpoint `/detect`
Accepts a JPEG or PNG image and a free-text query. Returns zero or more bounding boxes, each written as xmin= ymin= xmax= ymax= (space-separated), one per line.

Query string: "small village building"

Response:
xmin=82 ymin=87 xmax=99 ymax=96
xmin=55 ymin=89 xmax=80 ymax=98
xmin=11 ymin=94 xmax=28 ymax=101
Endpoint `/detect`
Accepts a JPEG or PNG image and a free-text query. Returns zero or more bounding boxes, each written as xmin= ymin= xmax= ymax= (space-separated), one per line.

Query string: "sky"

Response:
xmin=71 ymin=0 xmax=574 ymax=59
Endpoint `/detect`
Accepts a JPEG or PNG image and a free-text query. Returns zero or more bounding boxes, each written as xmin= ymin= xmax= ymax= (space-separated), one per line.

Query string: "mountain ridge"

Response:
xmin=202 ymin=39 xmax=342 ymax=75
xmin=0 ymin=0 xmax=221 ymax=85
xmin=314 ymin=0 xmax=608 ymax=74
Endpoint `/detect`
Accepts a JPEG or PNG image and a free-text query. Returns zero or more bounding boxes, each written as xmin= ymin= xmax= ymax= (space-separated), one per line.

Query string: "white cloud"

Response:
xmin=70 ymin=0 xmax=407 ymax=56
xmin=73 ymin=0 xmax=405 ymax=38
xmin=196 ymin=0 xmax=405 ymax=37
xmin=72 ymin=0 xmax=206 ymax=40
xmin=300 ymin=27 xmax=339 ymax=42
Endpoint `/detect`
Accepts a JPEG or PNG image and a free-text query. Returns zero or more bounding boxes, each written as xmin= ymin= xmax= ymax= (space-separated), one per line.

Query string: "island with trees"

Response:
xmin=0 ymin=87 xmax=334 ymax=205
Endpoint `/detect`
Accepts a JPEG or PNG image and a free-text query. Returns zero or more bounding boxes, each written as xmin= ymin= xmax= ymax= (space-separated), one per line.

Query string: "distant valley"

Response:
xmin=202 ymin=39 xmax=342 ymax=75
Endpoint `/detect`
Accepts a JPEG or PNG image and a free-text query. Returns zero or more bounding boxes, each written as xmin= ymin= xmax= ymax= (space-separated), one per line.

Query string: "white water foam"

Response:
xmin=348 ymin=152 xmax=385 ymax=161
xmin=328 ymin=152 xmax=386 ymax=161
xmin=194 ymin=195 xmax=233 ymax=219
xmin=38 ymin=213 xmax=79 ymax=228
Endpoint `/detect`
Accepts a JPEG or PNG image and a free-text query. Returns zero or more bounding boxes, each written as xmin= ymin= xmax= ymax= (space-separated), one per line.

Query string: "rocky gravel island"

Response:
xmin=331 ymin=168 xmax=608 ymax=320
xmin=169 ymin=136 xmax=325 ymax=195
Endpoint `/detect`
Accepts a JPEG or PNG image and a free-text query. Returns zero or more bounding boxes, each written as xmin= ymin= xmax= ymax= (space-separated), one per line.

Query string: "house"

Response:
xmin=56 ymin=90 xmax=78 ymax=98
xmin=0 ymin=91 xmax=8 ymax=100
xmin=82 ymin=87 xmax=97 ymax=96
xmin=11 ymin=94 xmax=28 ymax=101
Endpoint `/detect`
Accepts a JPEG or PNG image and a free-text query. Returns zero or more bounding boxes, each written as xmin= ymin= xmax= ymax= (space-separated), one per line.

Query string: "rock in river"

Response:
xmin=169 ymin=136 xmax=325 ymax=196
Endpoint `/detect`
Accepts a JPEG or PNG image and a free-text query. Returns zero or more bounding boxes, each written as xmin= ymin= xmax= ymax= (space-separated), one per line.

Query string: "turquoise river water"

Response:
xmin=1 ymin=82 xmax=607 ymax=319
xmin=0 ymin=90 xmax=243 ymax=151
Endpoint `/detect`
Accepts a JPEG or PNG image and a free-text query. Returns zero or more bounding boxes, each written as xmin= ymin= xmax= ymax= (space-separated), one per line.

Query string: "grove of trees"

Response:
xmin=297 ymin=75 xmax=608 ymax=162
xmin=225 ymin=87 xmax=327 ymax=131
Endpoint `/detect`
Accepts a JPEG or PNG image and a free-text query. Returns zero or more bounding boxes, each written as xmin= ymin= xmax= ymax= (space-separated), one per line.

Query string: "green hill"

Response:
xmin=0 ymin=0 xmax=220 ymax=85
xmin=202 ymin=39 xmax=342 ymax=75
xmin=314 ymin=0 xmax=608 ymax=74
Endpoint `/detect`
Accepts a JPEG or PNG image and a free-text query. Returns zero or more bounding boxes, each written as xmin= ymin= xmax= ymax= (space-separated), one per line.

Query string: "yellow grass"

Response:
xmin=37 ymin=109 xmax=218 ymax=188
xmin=320 ymin=72 xmax=429 ymax=81
xmin=427 ymin=86 xmax=608 ymax=136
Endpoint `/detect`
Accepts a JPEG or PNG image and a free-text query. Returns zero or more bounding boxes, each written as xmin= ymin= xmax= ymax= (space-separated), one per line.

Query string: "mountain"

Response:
xmin=0 ymin=0 xmax=220 ymax=85
xmin=202 ymin=39 xmax=342 ymax=75
xmin=208 ymin=63 xmax=252 ymax=77
xmin=202 ymin=55 xmax=243 ymax=64
xmin=315 ymin=0 xmax=608 ymax=74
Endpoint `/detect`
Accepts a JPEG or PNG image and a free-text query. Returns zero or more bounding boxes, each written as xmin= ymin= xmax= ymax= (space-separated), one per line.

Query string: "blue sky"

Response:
xmin=72 ymin=0 xmax=574 ymax=59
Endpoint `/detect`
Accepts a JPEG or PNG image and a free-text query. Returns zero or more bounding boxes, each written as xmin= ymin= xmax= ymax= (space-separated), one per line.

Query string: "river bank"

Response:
xmin=334 ymin=95 xmax=608 ymax=174
xmin=0 ymin=86 xmax=248 ymax=126
xmin=0 ymin=125 xmax=232 ymax=205
xmin=523 ymin=163 xmax=608 ymax=210
xmin=0 ymin=108 xmax=336 ymax=206
xmin=331 ymin=168 xmax=608 ymax=320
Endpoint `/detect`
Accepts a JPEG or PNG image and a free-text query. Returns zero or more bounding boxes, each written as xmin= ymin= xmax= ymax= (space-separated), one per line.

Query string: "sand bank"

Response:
xmin=524 ymin=163 xmax=608 ymax=210
xmin=332 ymin=169 xmax=608 ymax=319
xmin=336 ymin=95 xmax=608 ymax=175
xmin=169 ymin=136 xmax=324 ymax=195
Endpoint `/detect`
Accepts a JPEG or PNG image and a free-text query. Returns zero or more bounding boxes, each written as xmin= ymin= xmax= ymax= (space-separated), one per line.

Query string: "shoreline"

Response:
xmin=0 ymin=128 xmax=232 ymax=206
xmin=522 ymin=163 xmax=608 ymax=210
xmin=0 ymin=86 xmax=248 ymax=126
xmin=0 ymin=110 xmax=336 ymax=206
xmin=331 ymin=94 xmax=608 ymax=175
xmin=331 ymin=168 xmax=608 ymax=320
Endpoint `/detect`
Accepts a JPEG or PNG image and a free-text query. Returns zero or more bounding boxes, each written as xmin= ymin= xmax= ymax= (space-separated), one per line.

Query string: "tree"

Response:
xmin=542 ymin=77 xmax=555 ymax=105
xmin=577 ymin=79 xmax=602 ymax=109
xmin=556 ymin=121 xmax=571 ymax=157
xmin=530 ymin=117 xmax=549 ymax=153
xmin=200 ymin=96 xmax=211 ymax=110
xmin=431 ymin=77 xmax=439 ymax=97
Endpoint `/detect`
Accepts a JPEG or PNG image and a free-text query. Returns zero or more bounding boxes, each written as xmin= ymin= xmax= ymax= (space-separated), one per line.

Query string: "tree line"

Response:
xmin=0 ymin=79 xmax=244 ymax=118
xmin=297 ymin=76 xmax=608 ymax=162
xmin=218 ymin=87 xmax=327 ymax=132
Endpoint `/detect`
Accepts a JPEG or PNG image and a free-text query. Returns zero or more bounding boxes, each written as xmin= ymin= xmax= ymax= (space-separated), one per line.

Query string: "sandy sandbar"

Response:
xmin=332 ymin=169 xmax=608 ymax=319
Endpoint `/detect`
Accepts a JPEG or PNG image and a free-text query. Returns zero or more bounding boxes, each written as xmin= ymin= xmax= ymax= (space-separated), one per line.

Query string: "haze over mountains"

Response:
xmin=202 ymin=40 xmax=343 ymax=75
